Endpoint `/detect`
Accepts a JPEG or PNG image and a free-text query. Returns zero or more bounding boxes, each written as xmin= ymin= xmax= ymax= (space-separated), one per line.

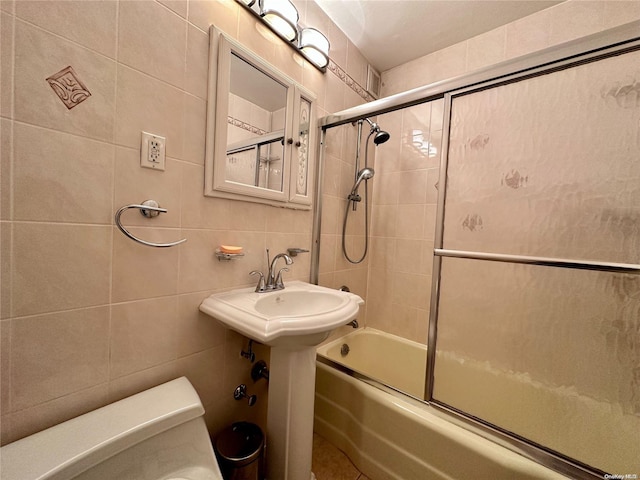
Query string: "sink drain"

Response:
xmin=340 ymin=343 xmax=350 ymax=357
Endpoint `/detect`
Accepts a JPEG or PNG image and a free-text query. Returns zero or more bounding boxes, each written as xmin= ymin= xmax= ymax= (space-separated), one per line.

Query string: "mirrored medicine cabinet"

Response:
xmin=204 ymin=26 xmax=317 ymax=209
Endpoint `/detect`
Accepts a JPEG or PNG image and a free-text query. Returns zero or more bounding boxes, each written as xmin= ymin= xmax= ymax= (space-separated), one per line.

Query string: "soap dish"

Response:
xmin=215 ymin=249 xmax=245 ymax=261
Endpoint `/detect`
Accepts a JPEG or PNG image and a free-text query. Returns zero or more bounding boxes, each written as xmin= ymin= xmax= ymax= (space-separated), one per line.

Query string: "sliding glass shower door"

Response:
xmin=431 ymin=47 xmax=640 ymax=474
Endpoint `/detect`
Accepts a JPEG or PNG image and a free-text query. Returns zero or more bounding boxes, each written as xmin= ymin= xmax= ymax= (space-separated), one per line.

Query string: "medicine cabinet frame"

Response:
xmin=204 ymin=26 xmax=317 ymax=210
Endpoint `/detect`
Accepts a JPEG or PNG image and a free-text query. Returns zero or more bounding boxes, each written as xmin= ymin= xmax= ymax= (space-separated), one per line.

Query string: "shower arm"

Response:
xmin=364 ymin=117 xmax=377 ymax=130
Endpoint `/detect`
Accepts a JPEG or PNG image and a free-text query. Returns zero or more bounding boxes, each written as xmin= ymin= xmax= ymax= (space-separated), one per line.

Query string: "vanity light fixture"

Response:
xmin=299 ymin=27 xmax=330 ymax=69
xmin=234 ymin=0 xmax=330 ymax=72
xmin=259 ymin=0 xmax=299 ymax=41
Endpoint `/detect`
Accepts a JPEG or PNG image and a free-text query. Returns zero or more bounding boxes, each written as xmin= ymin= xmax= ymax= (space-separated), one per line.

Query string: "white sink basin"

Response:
xmin=254 ymin=290 xmax=344 ymax=316
xmin=199 ymin=281 xmax=363 ymax=347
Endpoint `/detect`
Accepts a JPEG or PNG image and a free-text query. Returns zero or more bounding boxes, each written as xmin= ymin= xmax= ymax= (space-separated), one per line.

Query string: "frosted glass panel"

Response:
xmin=434 ymin=257 xmax=640 ymax=473
xmin=444 ymin=50 xmax=640 ymax=264
xmin=435 ymin=48 xmax=640 ymax=474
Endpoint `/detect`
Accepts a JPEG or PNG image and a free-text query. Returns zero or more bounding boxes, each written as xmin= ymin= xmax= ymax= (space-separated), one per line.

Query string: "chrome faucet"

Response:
xmin=268 ymin=251 xmax=293 ymax=290
xmin=250 ymin=249 xmax=294 ymax=293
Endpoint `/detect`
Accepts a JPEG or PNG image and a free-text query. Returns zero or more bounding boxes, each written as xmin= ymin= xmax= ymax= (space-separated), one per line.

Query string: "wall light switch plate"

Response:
xmin=140 ymin=131 xmax=166 ymax=171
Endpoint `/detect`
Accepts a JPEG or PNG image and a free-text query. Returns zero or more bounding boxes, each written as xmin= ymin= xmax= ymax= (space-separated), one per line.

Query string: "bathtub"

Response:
xmin=316 ymin=328 xmax=640 ymax=478
xmin=314 ymin=328 xmax=568 ymax=480
xmin=317 ymin=327 xmax=427 ymax=398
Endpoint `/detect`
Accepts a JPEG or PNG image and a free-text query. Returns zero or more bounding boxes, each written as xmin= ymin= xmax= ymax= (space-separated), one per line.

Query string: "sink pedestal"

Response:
xmin=266 ymin=346 xmax=317 ymax=480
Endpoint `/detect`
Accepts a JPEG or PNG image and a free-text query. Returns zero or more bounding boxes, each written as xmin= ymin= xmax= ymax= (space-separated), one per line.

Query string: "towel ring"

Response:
xmin=115 ymin=200 xmax=186 ymax=248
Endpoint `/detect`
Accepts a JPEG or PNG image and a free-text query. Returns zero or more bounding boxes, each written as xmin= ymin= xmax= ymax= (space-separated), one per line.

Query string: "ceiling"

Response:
xmin=314 ymin=0 xmax=562 ymax=72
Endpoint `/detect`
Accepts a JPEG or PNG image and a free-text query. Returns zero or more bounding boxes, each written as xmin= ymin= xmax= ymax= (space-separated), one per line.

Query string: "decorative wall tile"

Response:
xmin=45 ymin=66 xmax=91 ymax=110
xmin=228 ymin=116 xmax=268 ymax=135
xmin=328 ymin=60 xmax=376 ymax=103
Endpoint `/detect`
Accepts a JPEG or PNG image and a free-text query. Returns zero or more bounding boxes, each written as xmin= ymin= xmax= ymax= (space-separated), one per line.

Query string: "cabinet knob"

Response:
xmin=286 ymin=138 xmax=293 ymax=144
xmin=295 ymin=140 xmax=301 ymax=147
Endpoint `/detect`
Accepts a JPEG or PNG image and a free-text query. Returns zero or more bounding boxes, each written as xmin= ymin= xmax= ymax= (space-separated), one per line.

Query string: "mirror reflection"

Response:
xmin=226 ymin=53 xmax=287 ymax=192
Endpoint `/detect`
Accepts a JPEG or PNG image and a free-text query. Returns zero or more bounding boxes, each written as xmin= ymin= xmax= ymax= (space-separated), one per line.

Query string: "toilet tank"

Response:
xmin=0 ymin=377 xmax=223 ymax=480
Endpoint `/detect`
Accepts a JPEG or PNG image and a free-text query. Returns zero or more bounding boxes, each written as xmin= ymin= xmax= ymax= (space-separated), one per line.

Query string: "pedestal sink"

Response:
xmin=199 ymin=281 xmax=364 ymax=480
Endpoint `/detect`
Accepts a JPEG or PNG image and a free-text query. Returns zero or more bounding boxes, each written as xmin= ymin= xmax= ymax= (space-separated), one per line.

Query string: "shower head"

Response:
xmin=363 ymin=117 xmax=390 ymax=145
xmin=351 ymin=167 xmax=375 ymax=195
xmin=373 ymin=130 xmax=390 ymax=145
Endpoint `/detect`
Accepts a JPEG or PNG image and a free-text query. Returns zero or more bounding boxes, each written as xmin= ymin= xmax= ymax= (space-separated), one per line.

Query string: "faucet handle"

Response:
xmin=249 ymin=270 xmax=266 ymax=293
xmin=275 ymin=267 xmax=290 ymax=289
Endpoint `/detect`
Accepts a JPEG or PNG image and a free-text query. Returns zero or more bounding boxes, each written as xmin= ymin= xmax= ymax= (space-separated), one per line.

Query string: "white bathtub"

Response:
xmin=315 ymin=328 xmax=569 ymax=480
xmin=317 ymin=327 xmax=427 ymax=398
xmin=316 ymin=328 xmax=640 ymax=477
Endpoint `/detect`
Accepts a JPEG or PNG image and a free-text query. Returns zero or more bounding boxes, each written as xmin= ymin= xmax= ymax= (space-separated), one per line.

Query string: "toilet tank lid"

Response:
xmin=0 ymin=377 xmax=205 ymax=480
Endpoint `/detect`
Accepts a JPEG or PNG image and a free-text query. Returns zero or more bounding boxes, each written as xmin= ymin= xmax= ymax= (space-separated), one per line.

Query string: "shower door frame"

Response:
xmin=312 ymin=20 xmax=640 ymax=480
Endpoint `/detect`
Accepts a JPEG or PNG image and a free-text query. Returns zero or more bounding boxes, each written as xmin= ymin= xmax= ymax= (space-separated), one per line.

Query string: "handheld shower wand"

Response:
xmin=350 ymin=167 xmax=375 ymax=195
xmin=348 ymin=167 xmax=375 ymax=204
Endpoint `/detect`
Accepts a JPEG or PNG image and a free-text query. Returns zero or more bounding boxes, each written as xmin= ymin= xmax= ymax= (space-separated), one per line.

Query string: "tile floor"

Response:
xmin=312 ymin=433 xmax=372 ymax=480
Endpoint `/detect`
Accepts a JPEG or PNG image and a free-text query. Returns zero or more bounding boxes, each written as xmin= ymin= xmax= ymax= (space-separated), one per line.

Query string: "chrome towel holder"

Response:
xmin=115 ymin=200 xmax=186 ymax=248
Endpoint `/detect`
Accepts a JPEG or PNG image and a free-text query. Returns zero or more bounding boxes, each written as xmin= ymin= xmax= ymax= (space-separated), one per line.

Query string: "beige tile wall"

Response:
xmin=362 ymin=0 xmax=640 ymax=343
xmin=0 ymin=0 xmax=371 ymax=445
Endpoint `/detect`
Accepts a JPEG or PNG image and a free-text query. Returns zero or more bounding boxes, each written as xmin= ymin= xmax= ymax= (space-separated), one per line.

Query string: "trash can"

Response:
xmin=214 ymin=422 xmax=264 ymax=480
